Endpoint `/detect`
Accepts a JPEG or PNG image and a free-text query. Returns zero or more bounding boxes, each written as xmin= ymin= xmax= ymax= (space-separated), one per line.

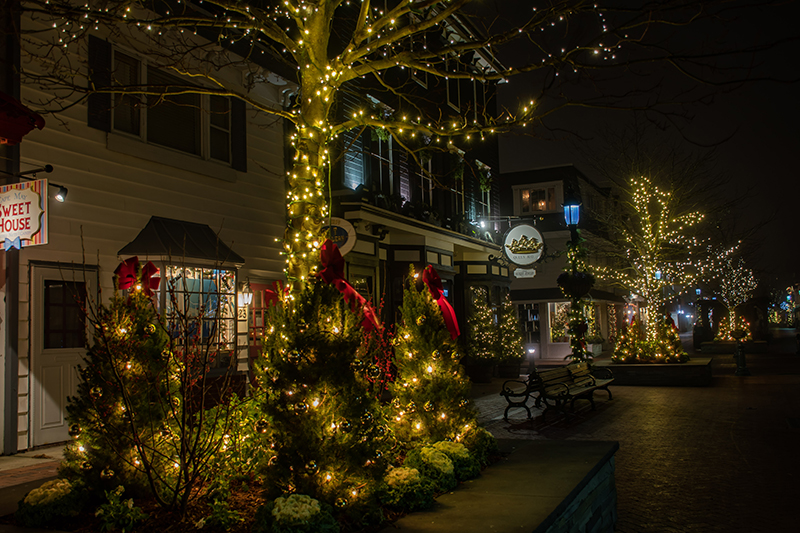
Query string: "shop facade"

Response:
xmin=499 ymin=165 xmax=628 ymax=367
xmin=0 ymin=31 xmax=291 ymax=453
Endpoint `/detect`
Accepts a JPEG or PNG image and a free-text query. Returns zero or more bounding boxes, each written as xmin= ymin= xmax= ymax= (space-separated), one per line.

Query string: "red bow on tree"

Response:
xmin=264 ymin=280 xmax=289 ymax=307
xmin=318 ymin=240 xmax=382 ymax=332
xmin=422 ymin=265 xmax=460 ymax=340
xmin=114 ymin=257 xmax=160 ymax=295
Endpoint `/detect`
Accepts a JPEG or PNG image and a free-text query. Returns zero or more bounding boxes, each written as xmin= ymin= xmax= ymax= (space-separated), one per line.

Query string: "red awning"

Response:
xmin=0 ymin=91 xmax=45 ymax=145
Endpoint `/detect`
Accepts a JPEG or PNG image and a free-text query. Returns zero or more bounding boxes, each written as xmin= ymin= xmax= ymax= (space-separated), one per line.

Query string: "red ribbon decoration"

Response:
xmin=422 ymin=265 xmax=460 ymax=340
xmin=114 ymin=257 xmax=161 ymax=295
xmin=264 ymin=280 xmax=288 ymax=307
xmin=318 ymin=240 xmax=382 ymax=332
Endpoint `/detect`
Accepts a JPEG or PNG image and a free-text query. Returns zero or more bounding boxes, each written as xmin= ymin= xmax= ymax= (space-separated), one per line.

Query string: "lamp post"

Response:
xmin=563 ymin=196 xmax=581 ymax=258
xmin=731 ymin=328 xmax=750 ymax=376
xmin=558 ymin=194 xmax=594 ymax=361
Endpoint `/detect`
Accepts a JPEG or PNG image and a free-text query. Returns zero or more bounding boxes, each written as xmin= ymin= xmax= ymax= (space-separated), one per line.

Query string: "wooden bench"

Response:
xmin=500 ymin=362 xmax=614 ymax=421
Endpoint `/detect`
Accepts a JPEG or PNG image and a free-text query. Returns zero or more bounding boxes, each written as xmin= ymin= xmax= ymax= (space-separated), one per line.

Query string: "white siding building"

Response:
xmin=1 ymin=23 xmax=291 ymax=453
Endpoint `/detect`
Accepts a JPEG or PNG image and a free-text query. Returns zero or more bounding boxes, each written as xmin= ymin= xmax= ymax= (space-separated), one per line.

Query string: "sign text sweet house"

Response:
xmin=0 ymin=179 xmax=48 ymax=250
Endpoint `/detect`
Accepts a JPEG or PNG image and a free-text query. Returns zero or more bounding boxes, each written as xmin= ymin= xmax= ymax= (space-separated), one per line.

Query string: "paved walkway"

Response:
xmin=477 ymin=328 xmax=800 ymax=532
xmin=2 ymin=329 xmax=798 ymax=532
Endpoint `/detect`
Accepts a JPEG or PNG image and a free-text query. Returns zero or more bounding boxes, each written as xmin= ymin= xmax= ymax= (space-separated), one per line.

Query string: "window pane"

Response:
xmin=547 ymin=187 xmax=556 ymax=210
xmin=147 ymin=68 xmax=201 ymax=155
xmin=210 ymin=95 xmax=230 ymax=128
xmin=113 ymin=53 xmax=141 ymax=134
xmin=45 ymin=282 xmax=64 ymax=304
xmin=48 ymin=307 xmax=64 ymax=330
xmin=210 ymin=128 xmax=230 ymax=162
xmin=44 ymin=280 xmax=85 ymax=349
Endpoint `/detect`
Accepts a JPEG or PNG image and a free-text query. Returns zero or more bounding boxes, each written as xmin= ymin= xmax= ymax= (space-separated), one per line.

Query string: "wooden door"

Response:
xmin=30 ymin=265 xmax=96 ymax=447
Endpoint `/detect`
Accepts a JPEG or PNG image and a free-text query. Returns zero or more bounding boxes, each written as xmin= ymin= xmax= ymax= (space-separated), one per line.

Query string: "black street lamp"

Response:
xmin=563 ymin=196 xmax=581 ymax=243
xmin=562 ymin=195 xmax=581 ymax=269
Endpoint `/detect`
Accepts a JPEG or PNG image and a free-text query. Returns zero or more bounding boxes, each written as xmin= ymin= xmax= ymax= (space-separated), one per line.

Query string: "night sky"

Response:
xmin=492 ymin=1 xmax=799 ymax=291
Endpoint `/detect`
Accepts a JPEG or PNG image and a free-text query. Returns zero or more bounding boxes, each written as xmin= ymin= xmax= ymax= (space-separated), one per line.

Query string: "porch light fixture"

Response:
xmin=54 ymin=186 xmax=68 ymax=202
xmin=239 ymin=277 xmax=253 ymax=307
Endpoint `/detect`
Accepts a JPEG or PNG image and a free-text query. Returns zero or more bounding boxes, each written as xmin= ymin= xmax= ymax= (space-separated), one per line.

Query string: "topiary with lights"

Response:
xmin=465 ymin=286 xmax=498 ymax=365
xmin=252 ymin=277 xmax=391 ymax=524
xmin=60 ymin=261 xmax=243 ymax=514
xmin=60 ymin=285 xmax=171 ymax=501
xmin=611 ymin=316 xmax=687 ymax=363
xmin=387 ymin=266 xmax=477 ymax=449
xmin=715 ymin=314 xmax=752 ymax=341
xmin=498 ymin=292 xmax=525 ymax=364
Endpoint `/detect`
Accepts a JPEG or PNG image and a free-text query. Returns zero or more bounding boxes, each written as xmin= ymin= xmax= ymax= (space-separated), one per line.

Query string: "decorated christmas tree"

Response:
xmin=653 ymin=318 xmax=689 ymax=362
xmin=387 ymin=266 xmax=476 ymax=447
xmin=715 ymin=314 xmax=753 ymax=341
xmin=611 ymin=318 xmax=646 ymax=363
xmin=61 ymin=282 xmax=172 ymax=500
xmin=252 ymin=252 xmax=390 ymax=520
xmin=498 ymin=293 xmax=525 ymax=364
xmin=466 ymin=286 xmax=498 ymax=364
xmin=60 ymin=258 xmax=239 ymax=512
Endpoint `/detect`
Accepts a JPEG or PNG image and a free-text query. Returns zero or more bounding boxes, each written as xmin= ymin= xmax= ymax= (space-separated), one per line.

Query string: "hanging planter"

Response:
xmin=556 ymin=271 xmax=595 ymax=299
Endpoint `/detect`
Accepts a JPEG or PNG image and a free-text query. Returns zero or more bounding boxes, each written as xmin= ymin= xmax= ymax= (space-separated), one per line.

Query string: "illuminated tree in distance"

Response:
xmin=592 ymin=175 xmax=721 ymax=341
xmin=716 ymin=254 xmax=758 ymax=334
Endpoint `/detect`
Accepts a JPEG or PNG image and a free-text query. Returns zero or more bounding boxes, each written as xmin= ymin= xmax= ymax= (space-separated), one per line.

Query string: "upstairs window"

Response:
xmin=476 ymin=161 xmax=491 ymax=218
xmin=446 ymin=58 xmax=460 ymax=112
xmin=88 ymin=36 xmax=246 ymax=171
xmin=409 ymin=27 xmax=428 ymax=88
xmin=419 ymin=158 xmax=433 ymax=206
xmin=474 ymin=80 xmax=486 ymax=122
xmin=520 ymin=187 xmax=557 ymax=213
xmin=370 ymin=133 xmax=394 ymax=195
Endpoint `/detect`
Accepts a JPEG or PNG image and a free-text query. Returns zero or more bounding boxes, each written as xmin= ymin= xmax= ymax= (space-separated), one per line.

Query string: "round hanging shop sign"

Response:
xmin=322 ymin=217 xmax=356 ymax=255
xmin=502 ymin=224 xmax=545 ymax=267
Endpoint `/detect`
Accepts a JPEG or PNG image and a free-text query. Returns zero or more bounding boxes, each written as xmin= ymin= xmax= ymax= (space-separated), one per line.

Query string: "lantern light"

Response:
xmin=562 ymin=198 xmax=581 ymax=227
xmin=239 ymin=277 xmax=253 ymax=307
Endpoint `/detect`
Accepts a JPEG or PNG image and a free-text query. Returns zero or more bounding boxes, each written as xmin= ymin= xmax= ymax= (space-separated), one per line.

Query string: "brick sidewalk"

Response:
xmin=479 ymin=333 xmax=800 ymax=533
xmin=0 ymin=464 xmax=59 ymax=491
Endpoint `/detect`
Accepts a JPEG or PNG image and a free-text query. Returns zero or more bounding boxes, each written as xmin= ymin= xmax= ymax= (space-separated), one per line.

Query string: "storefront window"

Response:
xmin=161 ymin=265 xmax=237 ymax=368
xmin=519 ymin=303 xmax=540 ymax=345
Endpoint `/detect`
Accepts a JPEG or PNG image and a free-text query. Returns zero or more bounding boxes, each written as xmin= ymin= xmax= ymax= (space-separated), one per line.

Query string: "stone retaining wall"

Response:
xmin=538 ymin=455 xmax=617 ymax=533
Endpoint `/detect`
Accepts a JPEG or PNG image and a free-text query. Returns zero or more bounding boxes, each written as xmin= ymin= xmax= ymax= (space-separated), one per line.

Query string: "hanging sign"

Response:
xmin=0 ymin=178 xmax=48 ymax=251
xmin=502 ymin=223 xmax=544 ymax=267
xmin=322 ymin=217 xmax=356 ymax=256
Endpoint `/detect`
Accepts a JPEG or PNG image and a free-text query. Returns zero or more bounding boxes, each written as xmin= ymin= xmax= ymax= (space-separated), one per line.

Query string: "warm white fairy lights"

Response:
xmin=593 ymin=175 xmax=715 ymax=341
xmin=31 ymin=1 xmax=637 ymax=290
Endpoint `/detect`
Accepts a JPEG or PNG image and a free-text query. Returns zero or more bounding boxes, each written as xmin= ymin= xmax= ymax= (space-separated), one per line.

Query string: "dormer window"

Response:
xmin=520 ymin=186 xmax=557 ymax=213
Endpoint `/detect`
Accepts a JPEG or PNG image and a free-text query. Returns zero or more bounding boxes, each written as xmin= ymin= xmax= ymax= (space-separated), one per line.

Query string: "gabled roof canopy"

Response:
xmin=118 ymin=216 xmax=244 ymax=266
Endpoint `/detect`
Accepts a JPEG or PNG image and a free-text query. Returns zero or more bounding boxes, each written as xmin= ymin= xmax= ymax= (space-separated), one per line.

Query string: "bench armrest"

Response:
xmin=500 ymin=379 xmax=531 ymax=397
xmin=591 ymin=367 xmax=614 ymax=380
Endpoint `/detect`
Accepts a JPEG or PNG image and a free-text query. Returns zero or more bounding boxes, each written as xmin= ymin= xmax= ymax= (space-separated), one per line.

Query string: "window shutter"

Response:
xmin=87 ymin=35 xmax=111 ymax=132
xmin=231 ymin=98 xmax=247 ymax=172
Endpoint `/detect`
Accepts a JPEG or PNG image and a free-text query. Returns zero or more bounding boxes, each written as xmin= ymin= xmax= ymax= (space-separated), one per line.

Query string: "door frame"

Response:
xmin=29 ymin=261 xmax=98 ymax=448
